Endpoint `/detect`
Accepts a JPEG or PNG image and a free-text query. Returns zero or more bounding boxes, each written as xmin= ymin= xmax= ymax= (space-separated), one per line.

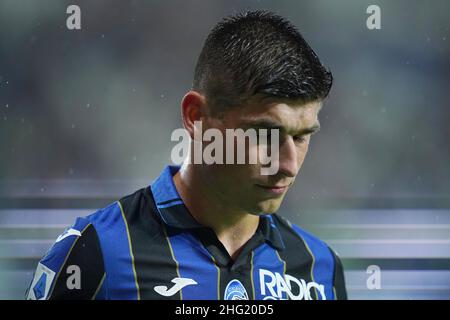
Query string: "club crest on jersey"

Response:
xmin=224 ymin=279 xmax=249 ymax=300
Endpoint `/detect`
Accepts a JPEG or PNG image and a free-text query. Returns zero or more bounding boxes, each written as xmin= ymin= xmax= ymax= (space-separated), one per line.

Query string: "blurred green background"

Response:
xmin=0 ymin=0 xmax=449 ymax=299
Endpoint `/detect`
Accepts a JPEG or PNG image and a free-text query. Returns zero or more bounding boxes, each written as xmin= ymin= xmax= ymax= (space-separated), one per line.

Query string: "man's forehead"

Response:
xmin=249 ymin=93 xmax=323 ymax=108
xmin=235 ymin=99 xmax=322 ymax=126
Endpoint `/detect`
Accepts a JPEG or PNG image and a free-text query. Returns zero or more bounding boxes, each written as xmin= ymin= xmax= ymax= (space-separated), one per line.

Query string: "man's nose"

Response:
xmin=277 ymin=136 xmax=299 ymax=178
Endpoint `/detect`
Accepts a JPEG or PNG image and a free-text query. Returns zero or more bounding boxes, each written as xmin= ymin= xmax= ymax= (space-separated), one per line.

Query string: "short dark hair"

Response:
xmin=193 ymin=10 xmax=333 ymax=114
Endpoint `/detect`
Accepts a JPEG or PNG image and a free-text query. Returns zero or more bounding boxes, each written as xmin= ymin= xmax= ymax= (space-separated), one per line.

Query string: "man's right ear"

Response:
xmin=180 ymin=91 xmax=207 ymax=139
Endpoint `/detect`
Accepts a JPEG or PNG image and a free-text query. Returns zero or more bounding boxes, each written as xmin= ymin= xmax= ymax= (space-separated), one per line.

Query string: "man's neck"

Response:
xmin=173 ymin=165 xmax=260 ymax=260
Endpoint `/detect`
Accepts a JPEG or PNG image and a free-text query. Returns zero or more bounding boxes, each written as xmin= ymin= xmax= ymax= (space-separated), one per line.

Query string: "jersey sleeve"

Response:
xmin=25 ymin=217 xmax=106 ymax=300
xmin=330 ymin=248 xmax=348 ymax=300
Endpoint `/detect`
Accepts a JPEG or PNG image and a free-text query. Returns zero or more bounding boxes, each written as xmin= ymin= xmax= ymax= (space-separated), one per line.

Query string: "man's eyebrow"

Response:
xmin=297 ymin=123 xmax=321 ymax=135
xmin=241 ymin=119 xmax=321 ymax=135
xmin=240 ymin=119 xmax=283 ymax=130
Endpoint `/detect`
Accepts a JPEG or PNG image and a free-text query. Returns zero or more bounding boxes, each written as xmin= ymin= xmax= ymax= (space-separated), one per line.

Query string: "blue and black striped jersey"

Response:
xmin=25 ymin=165 xmax=347 ymax=300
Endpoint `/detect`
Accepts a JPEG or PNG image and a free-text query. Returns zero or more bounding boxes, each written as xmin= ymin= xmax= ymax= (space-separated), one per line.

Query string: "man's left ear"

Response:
xmin=180 ymin=91 xmax=207 ymax=139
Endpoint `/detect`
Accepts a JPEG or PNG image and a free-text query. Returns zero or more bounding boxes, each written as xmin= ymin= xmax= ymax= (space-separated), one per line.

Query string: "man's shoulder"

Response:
xmin=85 ymin=186 xmax=159 ymax=229
xmin=273 ymin=214 xmax=347 ymax=300
xmin=26 ymin=215 xmax=105 ymax=299
xmin=273 ymin=213 xmax=335 ymax=256
xmin=26 ymin=186 xmax=161 ymax=300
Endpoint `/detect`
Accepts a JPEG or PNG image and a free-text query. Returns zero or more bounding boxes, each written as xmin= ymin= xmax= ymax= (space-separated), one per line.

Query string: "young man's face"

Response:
xmin=200 ymin=97 xmax=322 ymax=215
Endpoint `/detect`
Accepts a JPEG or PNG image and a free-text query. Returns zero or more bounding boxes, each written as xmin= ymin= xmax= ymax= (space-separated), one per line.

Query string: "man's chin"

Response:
xmin=251 ymin=199 xmax=283 ymax=215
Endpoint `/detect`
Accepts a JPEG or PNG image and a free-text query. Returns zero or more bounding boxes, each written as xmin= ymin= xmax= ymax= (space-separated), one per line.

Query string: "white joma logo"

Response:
xmin=154 ymin=277 xmax=197 ymax=297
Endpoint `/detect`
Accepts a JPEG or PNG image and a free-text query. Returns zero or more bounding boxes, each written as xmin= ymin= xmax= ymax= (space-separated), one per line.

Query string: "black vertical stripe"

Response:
xmin=49 ymin=224 xmax=105 ymax=299
xmin=218 ymin=262 xmax=255 ymax=301
xmin=275 ymin=216 xmax=317 ymax=300
xmin=195 ymin=227 xmax=267 ymax=300
xmin=236 ymin=251 xmax=255 ymax=300
xmin=119 ymin=187 xmax=180 ymax=300
xmin=329 ymin=248 xmax=348 ymax=300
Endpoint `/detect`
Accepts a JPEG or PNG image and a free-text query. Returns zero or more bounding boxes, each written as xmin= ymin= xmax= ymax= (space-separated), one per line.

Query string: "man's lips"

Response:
xmin=255 ymin=184 xmax=290 ymax=194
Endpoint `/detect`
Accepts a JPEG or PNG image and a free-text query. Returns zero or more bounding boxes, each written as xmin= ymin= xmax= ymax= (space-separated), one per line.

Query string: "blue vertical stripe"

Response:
xmin=87 ymin=202 xmax=138 ymax=300
xmin=41 ymin=217 xmax=90 ymax=273
xmin=168 ymin=231 xmax=219 ymax=300
xmin=291 ymin=224 xmax=335 ymax=300
xmin=252 ymin=244 xmax=286 ymax=300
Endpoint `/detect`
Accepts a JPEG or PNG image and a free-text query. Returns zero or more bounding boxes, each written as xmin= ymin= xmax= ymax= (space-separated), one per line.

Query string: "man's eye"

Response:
xmin=293 ymin=135 xmax=307 ymax=143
